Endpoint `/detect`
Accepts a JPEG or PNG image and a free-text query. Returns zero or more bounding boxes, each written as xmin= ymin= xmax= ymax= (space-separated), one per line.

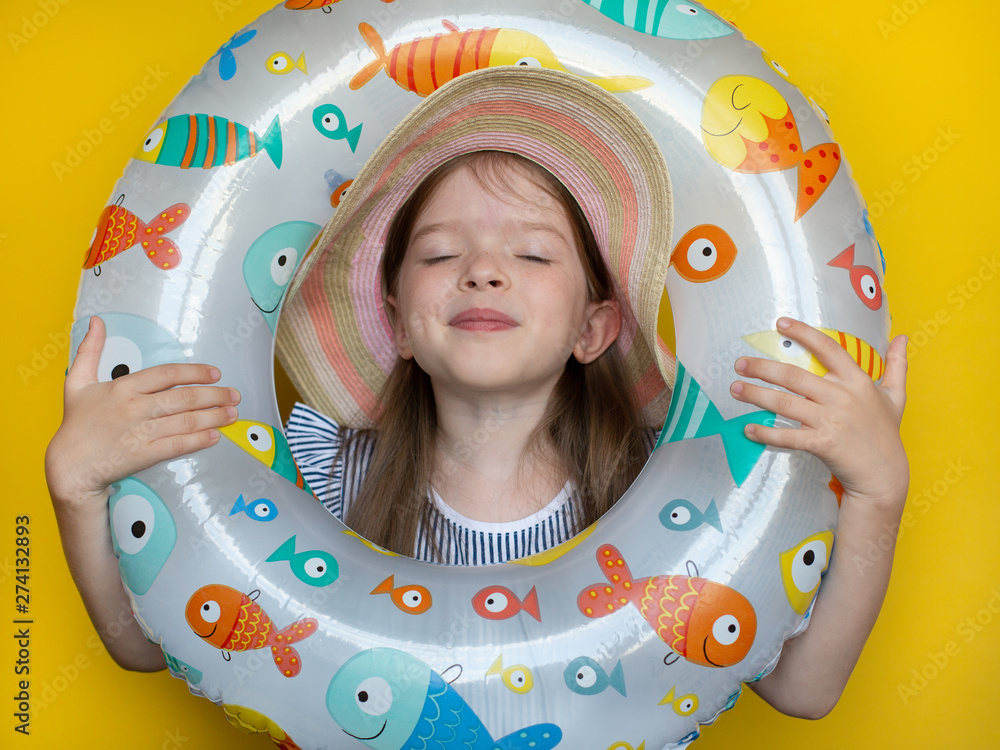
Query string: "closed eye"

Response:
xmin=518 ymin=255 xmax=551 ymax=264
xmin=423 ymin=255 xmax=456 ymax=265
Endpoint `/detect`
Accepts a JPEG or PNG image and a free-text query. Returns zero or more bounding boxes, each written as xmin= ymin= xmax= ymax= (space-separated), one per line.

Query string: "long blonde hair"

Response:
xmin=343 ymin=152 xmax=649 ymax=558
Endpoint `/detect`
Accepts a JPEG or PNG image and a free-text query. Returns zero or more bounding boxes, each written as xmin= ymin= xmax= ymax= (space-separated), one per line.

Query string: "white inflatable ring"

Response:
xmin=70 ymin=2 xmax=890 ymax=748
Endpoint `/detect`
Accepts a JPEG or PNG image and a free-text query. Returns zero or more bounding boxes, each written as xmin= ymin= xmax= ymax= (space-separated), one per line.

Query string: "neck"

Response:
xmin=430 ymin=383 xmax=567 ymax=523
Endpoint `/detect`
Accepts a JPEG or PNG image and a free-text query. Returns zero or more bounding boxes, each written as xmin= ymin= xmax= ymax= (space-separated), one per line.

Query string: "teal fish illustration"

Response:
xmin=654 ymin=361 xmax=774 ymax=485
xmin=163 ymin=651 xmax=203 ymax=685
xmin=70 ymin=312 xmax=185 ymax=382
xmin=242 ymin=221 xmax=320 ymax=333
xmin=134 ymin=113 xmax=282 ymax=169
xmin=218 ymin=420 xmax=315 ymax=495
xmin=313 ymin=103 xmax=362 ymax=152
xmin=326 ymin=648 xmax=562 ymax=750
xmin=266 ymin=536 xmax=339 ymax=587
xmin=108 ymin=477 xmax=177 ymax=595
xmin=564 ymin=656 xmax=626 ymax=697
xmin=659 ymin=498 xmax=723 ymax=533
xmin=581 ymin=0 xmax=734 ymax=39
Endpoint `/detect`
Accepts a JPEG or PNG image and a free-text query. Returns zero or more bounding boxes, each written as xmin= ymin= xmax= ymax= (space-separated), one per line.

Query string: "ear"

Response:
xmin=384 ymin=293 xmax=414 ymax=360
xmin=573 ymin=299 xmax=622 ymax=364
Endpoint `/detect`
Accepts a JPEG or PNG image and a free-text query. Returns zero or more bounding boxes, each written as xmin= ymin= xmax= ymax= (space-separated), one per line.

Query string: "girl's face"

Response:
xmin=386 ymin=164 xmax=619 ymax=402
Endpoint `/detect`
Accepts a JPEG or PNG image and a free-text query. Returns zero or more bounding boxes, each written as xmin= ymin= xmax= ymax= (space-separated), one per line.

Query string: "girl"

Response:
xmin=46 ymin=67 xmax=908 ymax=720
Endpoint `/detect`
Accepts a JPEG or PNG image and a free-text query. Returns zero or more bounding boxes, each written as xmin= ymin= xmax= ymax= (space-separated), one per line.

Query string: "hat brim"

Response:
xmin=277 ymin=66 xmax=674 ymax=428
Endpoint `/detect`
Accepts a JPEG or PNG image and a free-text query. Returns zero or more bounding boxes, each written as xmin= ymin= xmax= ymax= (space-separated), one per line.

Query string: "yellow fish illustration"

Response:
xmin=351 ymin=20 xmax=651 ymax=96
xmin=486 ymin=654 xmax=535 ymax=694
xmin=742 ymin=328 xmax=885 ymax=380
xmin=701 ymin=75 xmax=841 ymax=221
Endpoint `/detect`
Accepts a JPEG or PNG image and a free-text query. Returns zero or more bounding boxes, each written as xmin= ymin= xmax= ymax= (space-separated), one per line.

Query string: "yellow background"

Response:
xmin=2 ymin=0 xmax=997 ymax=747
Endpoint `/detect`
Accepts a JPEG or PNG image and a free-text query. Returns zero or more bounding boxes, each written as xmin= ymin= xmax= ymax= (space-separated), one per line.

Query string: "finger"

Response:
xmin=730 ymin=379 xmax=820 ymax=426
xmin=743 ymin=421 xmax=816 ymax=453
xmin=133 ymin=407 xmax=238 ymax=463
xmin=66 ymin=316 xmax=105 ymax=391
xmin=143 ymin=385 xmax=241 ymax=421
xmin=125 ymin=362 xmax=223 ymax=394
xmin=774 ymin=317 xmax=861 ymax=380
xmin=880 ymin=334 xmax=909 ymax=411
xmin=735 ymin=353 xmax=828 ymax=403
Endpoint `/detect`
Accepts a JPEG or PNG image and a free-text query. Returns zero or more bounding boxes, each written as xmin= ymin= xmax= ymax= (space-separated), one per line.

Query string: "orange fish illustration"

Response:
xmin=701 ymin=75 xmax=841 ymax=221
xmin=669 ymin=224 xmax=738 ymax=283
xmin=185 ymin=585 xmax=317 ymax=677
xmin=350 ymin=20 xmax=651 ymax=97
xmin=472 ymin=585 xmax=541 ymax=622
xmin=370 ymin=574 xmax=433 ymax=615
xmin=828 ymin=244 xmax=883 ymax=310
xmin=84 ymin=200 xmax=189 ymax=272
xmin=578 ymin=544 xmax=756 ymax=668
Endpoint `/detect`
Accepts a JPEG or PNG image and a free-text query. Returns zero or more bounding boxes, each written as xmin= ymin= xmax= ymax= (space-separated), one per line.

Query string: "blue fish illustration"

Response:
xmin=70 ymin=312 xmax=185 ymax=382
xmin=581 ymin=0 xmax=734 ymax=39
xmin=108 ymin=477 xmax=177 ymax=595
xmin=326 ymin=648 xmax=562 ymax=750
xmin=266 ymin=536 xmax=339 ymax=587
xmin=229 ymin=494 xmax=278 ymax=522
xmin=163 ymin=651 xmax=204 ymax=685
xmin=212 ymin=29 xmax=257 ymax=81
xmin=654 ymin=361 xmax=775 ymax=485
xmin=313 ymin=103 xmax=363 ymax=152
xmin=242 ymin=221 xmax=320 ymax=333
xmin=563 ymin=656 xmax=626 ymax=697
xmin=659 ymin=498 xmax=722 ymax=533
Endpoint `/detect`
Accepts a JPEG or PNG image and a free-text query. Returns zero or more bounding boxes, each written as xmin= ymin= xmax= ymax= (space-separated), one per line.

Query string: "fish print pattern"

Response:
xmin=84 ymin=201 xmax=189 ymax=272
xmin=577 ymin=545 xmax=756 ymax=668
xmin=185 ymin=585 xmax=317 ymax=677
xmin=326 ymin=648 xmax=561 ymax=749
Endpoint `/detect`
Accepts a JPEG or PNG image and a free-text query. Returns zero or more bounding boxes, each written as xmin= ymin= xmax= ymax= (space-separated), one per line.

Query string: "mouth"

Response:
xmin=195 ymin=624 xmax=218 ymax=640
xmin=702 ymin=638 xmax=724 ymax=667
xmin=343 ymin=721 xmax=387 ymax=741
xmin=250 ymin=296 xmax=280 ymax=314
xmin=449 ymin=308 xmax=518 ymax=330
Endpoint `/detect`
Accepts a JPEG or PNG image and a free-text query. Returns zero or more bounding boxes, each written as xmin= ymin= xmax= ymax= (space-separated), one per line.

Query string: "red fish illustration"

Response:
xmin=702 ymin=75 xmax=841 ymax=221
xmin=185 ymin=584 xmax=317 ymax=677
xmin=472 ymin=585 xmax=541 ymax=622
xmin=827 ymin=244 xmax=883 ymax=310
xmin=370 ymin=574 xmax=433 ymax=615
xmin=577 ymin=544 xmax=756 ymax=668
xmin=84 ymin=201 xmax=189 ymax=272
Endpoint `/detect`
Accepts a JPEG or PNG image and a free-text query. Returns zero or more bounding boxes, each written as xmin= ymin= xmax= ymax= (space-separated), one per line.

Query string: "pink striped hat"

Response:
xmin=277 ymin=66 xmax=675 ymax=428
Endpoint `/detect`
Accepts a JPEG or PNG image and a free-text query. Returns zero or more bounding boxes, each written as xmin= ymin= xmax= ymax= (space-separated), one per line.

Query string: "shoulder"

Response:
xmin=285 ymin=403 xmax=375 ymax=466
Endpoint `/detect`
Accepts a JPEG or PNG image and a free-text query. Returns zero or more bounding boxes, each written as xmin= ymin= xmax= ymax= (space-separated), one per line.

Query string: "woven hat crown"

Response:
xmin=277 ymin=66 xmax=675 ymax=428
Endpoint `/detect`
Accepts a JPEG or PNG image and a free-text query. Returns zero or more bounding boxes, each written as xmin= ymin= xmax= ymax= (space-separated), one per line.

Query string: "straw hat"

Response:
xmin=276 ymin=66 xmax=675 ymax=428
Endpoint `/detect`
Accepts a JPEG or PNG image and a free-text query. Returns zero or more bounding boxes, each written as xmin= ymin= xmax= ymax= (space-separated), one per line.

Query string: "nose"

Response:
xmin=459 ymin=250 xmax=509 ymax=291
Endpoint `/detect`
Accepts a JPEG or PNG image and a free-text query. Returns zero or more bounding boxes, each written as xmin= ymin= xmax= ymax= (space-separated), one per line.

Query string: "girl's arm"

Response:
xmin=45 ymin=316 xmax=240 ymax=671
xmin=729 ymin=317 xmax=909 ymax=719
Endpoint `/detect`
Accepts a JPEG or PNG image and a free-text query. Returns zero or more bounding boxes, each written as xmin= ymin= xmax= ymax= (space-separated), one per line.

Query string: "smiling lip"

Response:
xmin=449 ymin=308 xmax=518 ymax=331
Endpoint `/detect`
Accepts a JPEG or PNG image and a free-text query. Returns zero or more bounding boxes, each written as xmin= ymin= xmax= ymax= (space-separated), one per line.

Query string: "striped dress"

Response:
xmin=285 ymin=403 xmax=658 ymax=565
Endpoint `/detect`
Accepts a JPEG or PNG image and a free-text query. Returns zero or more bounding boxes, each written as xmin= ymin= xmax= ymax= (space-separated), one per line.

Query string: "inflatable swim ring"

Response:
xmin=70 ymin=1 xmax=890 ymax=748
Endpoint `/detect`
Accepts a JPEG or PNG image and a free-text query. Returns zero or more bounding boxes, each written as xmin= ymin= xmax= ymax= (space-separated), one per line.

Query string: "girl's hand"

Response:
xmin=729 ymin=317 xmax=908 ymax=512
xmin=45 ymin=316 xmax=241 ymax=504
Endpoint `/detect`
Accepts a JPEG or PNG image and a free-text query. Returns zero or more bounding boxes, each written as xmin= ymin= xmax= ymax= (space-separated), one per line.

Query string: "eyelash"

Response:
xmin=421 ymin=255 xmax=551 ymax=265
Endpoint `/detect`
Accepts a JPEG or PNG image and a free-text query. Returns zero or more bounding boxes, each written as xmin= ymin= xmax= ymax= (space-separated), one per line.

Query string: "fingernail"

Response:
xmin=208 ymin=428 xmax=221 ymax=441
xmin=777 ymin=317 xmax=791 ymax=330
xmin=735 ymin=357 xmax=748 ymax=373
xmin=224 ymin=406 xmax=238 ymax=420
xmin=745 ymin=424 xmax=756 ymax=436
xmin=228 ymin=388 xmax=240 ymax=404
xmin=731 ymin=381 xmax=744 ymax=395
xmin=209 ymin=367 xmax=221 ymax=380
